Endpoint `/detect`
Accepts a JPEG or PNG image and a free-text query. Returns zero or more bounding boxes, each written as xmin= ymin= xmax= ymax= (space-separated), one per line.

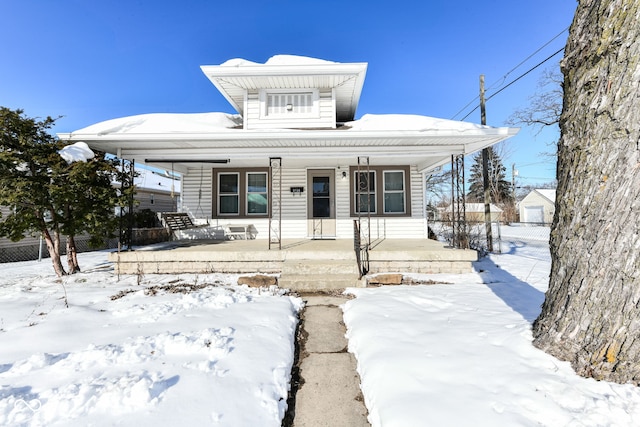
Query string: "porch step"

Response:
xmin=278 ymin=259 xmax=363 ymax=291
xmin=281 ymin=259 xmax=360 ymax=275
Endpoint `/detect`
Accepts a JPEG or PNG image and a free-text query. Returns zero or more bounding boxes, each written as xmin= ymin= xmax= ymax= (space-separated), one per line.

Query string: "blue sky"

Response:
xmin=1 ymin=0 xmax=577 ymax=185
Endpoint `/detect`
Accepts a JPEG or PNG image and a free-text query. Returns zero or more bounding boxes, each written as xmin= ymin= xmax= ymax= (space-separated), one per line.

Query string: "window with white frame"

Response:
xmin=383 ymin=171 xmax=405 ymax=213
xmin=218 ymin=173 xmax=239 ymax=215
xmin=215 ymin=169 xmax=269 ymax=218
xmin=247 ymin=172 xmax=268 ymax=215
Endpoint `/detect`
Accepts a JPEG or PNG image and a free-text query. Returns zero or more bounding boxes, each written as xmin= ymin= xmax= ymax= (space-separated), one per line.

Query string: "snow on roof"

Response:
xmin=344 ymin=114 xmax=488 ymax=131
xmin=134 ymin=168 xmax=179 ymax=193
xmin=444 ymin=203 xmax=503 ymax=212
xmin=71 ymin=112 xmax=488 ymax=136
xmin=535 ymin=189 xmax=556 ymax=202
xmin=73 ymin=112 xmax=243 ymax=136
xmin=220 ymin=54 xmax=337 ymax=67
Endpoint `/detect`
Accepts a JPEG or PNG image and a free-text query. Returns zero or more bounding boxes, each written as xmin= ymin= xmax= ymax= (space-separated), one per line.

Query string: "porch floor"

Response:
xmin=110 ymin=238 xmax=477 ymax=284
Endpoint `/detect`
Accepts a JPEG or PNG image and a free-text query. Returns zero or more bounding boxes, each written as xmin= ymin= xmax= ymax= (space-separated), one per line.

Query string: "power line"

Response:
xmin=450 ymin=26 xmax=569 ymax=120
xmin=486 ymin=26 xmax=569 ymax=92
xmin=459 ymin=46 xmax=565 ymax=121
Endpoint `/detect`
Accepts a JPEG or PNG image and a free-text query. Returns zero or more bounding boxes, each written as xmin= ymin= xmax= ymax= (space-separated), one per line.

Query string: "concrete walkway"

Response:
xmin=292 ymin=295 xmax=370 ymax=427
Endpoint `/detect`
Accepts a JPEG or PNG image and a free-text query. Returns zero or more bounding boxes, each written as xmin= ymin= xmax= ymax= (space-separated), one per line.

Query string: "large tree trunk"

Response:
xmin=42 ymin=228 xmax=67 ymax=277
xmin=532 ymin=0 xmax=640 ymax=384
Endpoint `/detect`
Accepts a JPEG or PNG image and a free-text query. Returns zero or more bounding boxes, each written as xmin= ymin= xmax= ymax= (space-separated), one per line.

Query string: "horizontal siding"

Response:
xmin=180 ymin=165 xmax=428 ymax=240
xmin=182 ymin=167 xmax=212 ymax=220
xmin=134 ymin=189 xmax=179 ymax=213
xmin=279 ymin=168 xmax=308 ymax=238
xmin=245 ymin=88 xmax=336 ymax=130
xmin=337 ymin=167 xmax=426 ymax=239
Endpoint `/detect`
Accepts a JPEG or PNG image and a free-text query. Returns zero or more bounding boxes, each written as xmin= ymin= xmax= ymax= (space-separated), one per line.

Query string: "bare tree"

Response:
xmin=532 ymin=0 xmax=640 ymax=385
xmin=507 ymin=67 xmax=563 ymax=132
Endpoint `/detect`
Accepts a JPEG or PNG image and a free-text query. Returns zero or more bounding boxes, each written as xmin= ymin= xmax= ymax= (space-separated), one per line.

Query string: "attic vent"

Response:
xmin=267 ymin=92 xmax=314 ymax=115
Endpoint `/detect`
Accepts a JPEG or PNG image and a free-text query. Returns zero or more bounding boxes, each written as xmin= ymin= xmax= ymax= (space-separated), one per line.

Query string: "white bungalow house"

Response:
xmin=58 ymin=55 xmax=518 ymax=243
xmin=519 ymin=189 xmax=556 ymax=224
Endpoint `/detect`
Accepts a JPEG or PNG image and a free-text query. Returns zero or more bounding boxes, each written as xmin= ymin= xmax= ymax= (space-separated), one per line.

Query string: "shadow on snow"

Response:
xmin=473 ymin=256 xmax=546 ymax=324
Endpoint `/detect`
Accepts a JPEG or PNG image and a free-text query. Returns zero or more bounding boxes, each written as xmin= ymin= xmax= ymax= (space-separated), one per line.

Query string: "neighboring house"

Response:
xmin=131 ymin=168 xmax=181 ymax=214
xmin=440 ymin=203 xmax=503 ymax=222
xmin=59 ymin=55 xmax=518 ymax=241
xmin=0 ymin=169 xmax=180 ymax=262
xmin=519 ymin=189 xmax=556 ymax=224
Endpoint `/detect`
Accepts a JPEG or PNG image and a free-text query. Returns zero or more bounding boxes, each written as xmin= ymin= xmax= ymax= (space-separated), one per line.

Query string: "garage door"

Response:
xmin=524 ymin=206 xmax=544 ymax=224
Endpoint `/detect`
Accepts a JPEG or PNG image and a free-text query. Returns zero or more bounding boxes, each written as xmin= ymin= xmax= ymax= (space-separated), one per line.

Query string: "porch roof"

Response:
xmin=60 ymin=126 xmax=517 ymax=173
xmin=58 ymin=112 xmax=518 ymax=173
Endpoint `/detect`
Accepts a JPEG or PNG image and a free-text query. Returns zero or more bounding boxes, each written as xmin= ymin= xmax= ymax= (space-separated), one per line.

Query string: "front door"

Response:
xmin=307 ymin=169 xmax=336 ymax=239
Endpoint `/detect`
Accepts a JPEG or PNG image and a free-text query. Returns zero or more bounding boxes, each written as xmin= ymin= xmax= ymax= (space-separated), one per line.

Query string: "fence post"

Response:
xmin=493 ymin=221 xmax=502 ymax=254
xmin=38 ymin=234 xmax=44 ymax=262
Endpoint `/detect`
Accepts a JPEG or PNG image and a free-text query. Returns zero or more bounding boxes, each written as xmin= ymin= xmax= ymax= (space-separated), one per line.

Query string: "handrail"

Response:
xmin=353 ymin=219 xmax=369 ymax=279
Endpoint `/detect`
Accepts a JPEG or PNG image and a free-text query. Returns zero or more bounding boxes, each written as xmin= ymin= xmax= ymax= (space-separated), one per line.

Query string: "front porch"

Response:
xmin=109 ymin=238 xmax=477 ymax=290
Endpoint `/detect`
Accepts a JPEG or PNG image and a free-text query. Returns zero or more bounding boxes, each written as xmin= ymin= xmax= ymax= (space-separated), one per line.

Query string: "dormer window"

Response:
xmin=260 ymin=89 xmax=319 ymax=118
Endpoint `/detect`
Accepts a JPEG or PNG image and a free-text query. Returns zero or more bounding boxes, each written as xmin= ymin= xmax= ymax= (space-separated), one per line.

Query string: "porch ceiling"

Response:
xmin=61 ymin=128 xmax=517 ymax=174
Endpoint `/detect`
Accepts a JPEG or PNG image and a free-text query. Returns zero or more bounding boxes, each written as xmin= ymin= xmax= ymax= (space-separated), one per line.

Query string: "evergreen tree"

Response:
xmin=466 ymin=147 xmax=513 ymax=204
xmin=0 ymin=107 xmax=120 ymax=276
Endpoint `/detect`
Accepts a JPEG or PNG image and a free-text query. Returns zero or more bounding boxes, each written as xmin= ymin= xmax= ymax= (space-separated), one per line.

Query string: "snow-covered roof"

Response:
xmin=74 ymin=113 xmax=242 ymax=136
xmin=535 ymin=189 xmax=556 ymax=203
xmin=60 ymin=111 xmax=518 ymax=174
xmin=200 ymin=55 xmax=367 ymax=122
xmin=70 ymin=112 xmax=488 ymax=136
xmin=443 ymin=203 xmax=503 ymax=213
xmin=134 ymin=168 xmax=180 ymax=193
xmin=466 ymin=203 xmax=503 ymax=213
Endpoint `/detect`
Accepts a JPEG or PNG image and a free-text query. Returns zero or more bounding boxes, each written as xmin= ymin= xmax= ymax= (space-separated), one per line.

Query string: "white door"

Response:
xmin=307 ymin=169 xmax=336 ymax=238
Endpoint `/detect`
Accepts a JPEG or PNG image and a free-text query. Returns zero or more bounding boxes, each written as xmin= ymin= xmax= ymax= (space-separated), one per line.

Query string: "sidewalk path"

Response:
xmin=292 ymin=295 xmax=370 ymax=426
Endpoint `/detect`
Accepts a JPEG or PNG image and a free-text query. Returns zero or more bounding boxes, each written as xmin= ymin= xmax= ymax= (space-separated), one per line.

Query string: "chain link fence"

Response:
xmin=0 ymin=228 xmax=170 ymax=264
xmin=430 ymin=221 xmax=551 ymax=260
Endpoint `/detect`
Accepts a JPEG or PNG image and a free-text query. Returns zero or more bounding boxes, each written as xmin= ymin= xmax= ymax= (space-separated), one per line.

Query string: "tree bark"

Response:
xmin=532 ymin=0 xmax=640 ymax=384
xmin=66 ymin=235 xmax=81 ymax=274
xmin=42 ymin=228 xmax=67 ymax=277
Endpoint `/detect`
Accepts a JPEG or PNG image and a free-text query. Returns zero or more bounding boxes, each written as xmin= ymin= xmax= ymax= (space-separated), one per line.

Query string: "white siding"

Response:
xmin=279 ymin=168 xmax=308 ymax=238
xmin=519 ymin=191 xmax=555 ymax=224
xmin=336 ymin=165 xmax=426 ymax=239
xmin=245 ymin=89 xmax=336 ymax=130
xmin=182 ymin=167 xmax=212 ymax=221
xmin=181 ymin=165 xmax=428 ymax=240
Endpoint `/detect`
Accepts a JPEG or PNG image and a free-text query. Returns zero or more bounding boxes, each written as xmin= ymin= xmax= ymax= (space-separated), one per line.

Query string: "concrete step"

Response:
xmin=278 ymin=273 xmax=362 ymax=291
xmin=281 ymin=259 xmax=360 ymax=275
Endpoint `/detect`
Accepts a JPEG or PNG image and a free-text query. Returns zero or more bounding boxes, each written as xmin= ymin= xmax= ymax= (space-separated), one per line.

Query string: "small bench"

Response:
xmin=224 ymin=224 xmax=254 ymax=240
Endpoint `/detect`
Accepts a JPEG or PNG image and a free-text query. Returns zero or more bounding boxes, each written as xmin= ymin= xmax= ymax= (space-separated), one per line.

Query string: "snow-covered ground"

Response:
xmin=344 ymin=226 xmax=640 ymax=426
xmin=0 ymin=253 xmax=302 ymax=426
xmin=2 ymin=227 xmax=640 ymax=426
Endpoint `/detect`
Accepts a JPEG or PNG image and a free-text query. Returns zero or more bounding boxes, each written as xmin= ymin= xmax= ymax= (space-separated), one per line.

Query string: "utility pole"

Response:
xmin=480 ymin=75 xmax=493 ymax=252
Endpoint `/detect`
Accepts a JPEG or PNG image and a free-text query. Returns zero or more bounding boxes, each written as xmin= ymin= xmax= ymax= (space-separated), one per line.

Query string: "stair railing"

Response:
xmin=353 ymin=219 xmax=369 ymax=279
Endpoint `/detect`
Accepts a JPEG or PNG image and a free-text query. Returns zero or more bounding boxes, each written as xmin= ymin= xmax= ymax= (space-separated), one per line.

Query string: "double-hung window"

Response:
xmin=218 ymin=173 xmax=240 ymax=215
xmin=350 ymin=166 xmax=411 ymax=217
xmin=247 ymin=172 xmax=268 ymax=215
xmin=383 ymin=171 xmax=405 ymax=214
xmin=215 ymin=169 xmax=269 ymax=217
xmin=354 ymin=171 xmax=376 ymax=214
